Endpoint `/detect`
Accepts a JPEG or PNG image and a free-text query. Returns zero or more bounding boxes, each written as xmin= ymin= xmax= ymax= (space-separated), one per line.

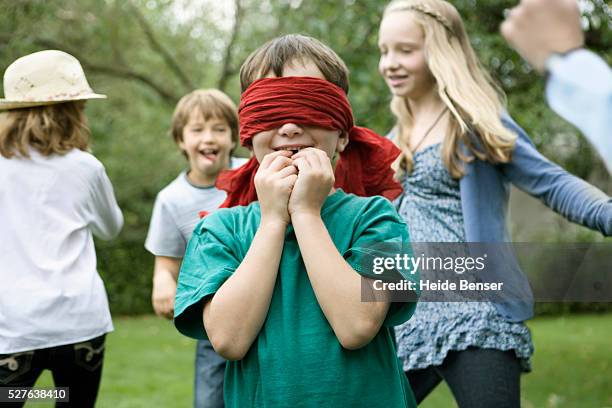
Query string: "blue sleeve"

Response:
xmin=173 ymin=211 xmax=242 ymax=340
xmin=545 ymin=49 xmax=612 ymax=172
xmin=500 ymin=115 xmax=612 ymax=236
xmin=342 ymin=197 xmax=419 ymax=327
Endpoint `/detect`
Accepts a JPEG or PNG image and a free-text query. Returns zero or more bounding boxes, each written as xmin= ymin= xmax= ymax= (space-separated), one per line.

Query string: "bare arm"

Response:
xmin=290 ymin=148 xmax=390 ymax=350
xmin=203 ymin=220 xmax=286 ymax=360
xmin=292 ymin=213 xmax=390 ymax=350
xmin=152 ymin=256 xmax=181 ymax=320
xmin=203 ymin=151 xmax=297 ymax=360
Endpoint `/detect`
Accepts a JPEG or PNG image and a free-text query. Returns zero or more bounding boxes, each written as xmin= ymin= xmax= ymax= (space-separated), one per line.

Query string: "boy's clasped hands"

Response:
xmin=254 ymin=148 xmax=334 ymax=225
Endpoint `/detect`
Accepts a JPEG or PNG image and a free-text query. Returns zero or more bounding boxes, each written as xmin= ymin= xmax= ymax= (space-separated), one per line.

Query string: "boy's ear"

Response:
xmin=336 ymin=131 xmax=349 ymax=153
xmin=177 ymin=140 xmax=189 ymax=160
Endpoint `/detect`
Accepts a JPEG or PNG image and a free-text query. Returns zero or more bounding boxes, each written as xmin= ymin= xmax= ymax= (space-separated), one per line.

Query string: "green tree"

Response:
xmin=1 ymin=0 xmax=609 ymax=314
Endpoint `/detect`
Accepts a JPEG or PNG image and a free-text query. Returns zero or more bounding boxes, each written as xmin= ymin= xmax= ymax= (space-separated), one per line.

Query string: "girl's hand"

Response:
xmin=288 ymin=148 xmax=334 ymax=218
xmin=255 ymin=150 xmax=298 ymax=225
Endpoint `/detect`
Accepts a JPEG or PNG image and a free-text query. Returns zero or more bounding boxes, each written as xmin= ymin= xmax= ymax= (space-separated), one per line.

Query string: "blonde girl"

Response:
xmin=378 ymin=1 xmax=612 ymax=406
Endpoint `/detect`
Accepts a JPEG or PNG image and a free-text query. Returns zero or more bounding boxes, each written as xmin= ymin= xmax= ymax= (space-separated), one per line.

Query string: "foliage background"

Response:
xmin=1 ymin=0 xmax=610 ymax=315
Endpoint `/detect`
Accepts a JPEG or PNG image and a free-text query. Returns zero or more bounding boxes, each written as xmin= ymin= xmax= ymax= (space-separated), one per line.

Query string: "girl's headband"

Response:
xmin=394 ymin=4 xmax=455 ymax=36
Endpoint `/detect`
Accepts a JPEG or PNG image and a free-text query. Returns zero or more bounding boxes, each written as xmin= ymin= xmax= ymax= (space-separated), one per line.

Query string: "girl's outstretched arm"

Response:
xmin=501 ymin=115 xmax=612 ymax=235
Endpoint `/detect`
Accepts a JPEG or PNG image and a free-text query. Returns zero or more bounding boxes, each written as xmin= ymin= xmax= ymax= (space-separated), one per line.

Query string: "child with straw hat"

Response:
xmin=0 ymin=50 xmax=122 ymax=407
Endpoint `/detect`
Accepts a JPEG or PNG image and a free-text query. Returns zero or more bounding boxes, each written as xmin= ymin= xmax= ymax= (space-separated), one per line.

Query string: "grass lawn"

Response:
xmin=26 ymin=313 xmax=612 ymax=407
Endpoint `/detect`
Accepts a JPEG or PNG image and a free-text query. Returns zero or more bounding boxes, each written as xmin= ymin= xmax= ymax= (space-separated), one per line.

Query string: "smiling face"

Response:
xmin=251 ymin=123 xmax=346 ymax=163
xmin=378 ymin=11 xmax=437 ymax=100
xmin=250 ymin=59 xmax=349 ymax=163
xmin=179 ymin=110 xmax=235 ymax=185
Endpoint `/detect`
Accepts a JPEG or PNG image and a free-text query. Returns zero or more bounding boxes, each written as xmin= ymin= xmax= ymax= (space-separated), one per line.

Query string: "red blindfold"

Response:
xmin=212 ymin=76 xmax=402 ymax=211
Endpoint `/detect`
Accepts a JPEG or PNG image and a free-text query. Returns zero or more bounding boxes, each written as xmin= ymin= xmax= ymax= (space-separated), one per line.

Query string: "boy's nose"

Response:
xmin=278 ymin=123 xmax=304 ymax=138
xmin=201 ymin=130 xmax=215 ymax=142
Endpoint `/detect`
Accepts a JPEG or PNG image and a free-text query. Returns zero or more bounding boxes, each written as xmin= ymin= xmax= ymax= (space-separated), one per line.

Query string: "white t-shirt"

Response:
xmin=145 ymin=158 xmax=248 ymax=258
xmin=0 ymin=148 xmax=123 ymax=353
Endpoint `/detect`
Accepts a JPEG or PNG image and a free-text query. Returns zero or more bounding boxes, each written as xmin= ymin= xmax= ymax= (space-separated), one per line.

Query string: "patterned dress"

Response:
xmin=394 ymin=143 xmax=534 ymax=372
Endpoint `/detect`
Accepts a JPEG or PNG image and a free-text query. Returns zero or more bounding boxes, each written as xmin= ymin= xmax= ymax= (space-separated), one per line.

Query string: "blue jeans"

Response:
xmin=194 ymin=340 xmax=226 ymax=408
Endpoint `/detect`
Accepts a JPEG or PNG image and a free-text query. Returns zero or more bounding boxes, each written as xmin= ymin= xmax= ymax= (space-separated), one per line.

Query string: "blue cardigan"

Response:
xmin=392 ymin=115 xmax=612 ymax=322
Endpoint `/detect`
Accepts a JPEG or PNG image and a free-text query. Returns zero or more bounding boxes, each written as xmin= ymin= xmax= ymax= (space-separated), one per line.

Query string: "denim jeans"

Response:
xmin=194 ymin=339 xmax=226 ymax=408
xmin=0 ymin=334 xmax=106 ymax=408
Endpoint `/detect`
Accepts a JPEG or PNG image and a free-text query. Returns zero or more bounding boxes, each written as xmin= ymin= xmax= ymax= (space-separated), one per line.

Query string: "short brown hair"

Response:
xmin=170 ymin=89 xmax=239 ymax=149
xmin=240 ymin=34 xmax=350 ymax=94
xmin=0 ymin=102 xmax=89 ymax=158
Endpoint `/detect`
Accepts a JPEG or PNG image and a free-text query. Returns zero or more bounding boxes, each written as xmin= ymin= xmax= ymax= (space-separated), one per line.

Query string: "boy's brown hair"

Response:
xmin=0 ymin=102 xmax=89 ymax=158
xmin=240 ymin=34 xmax=350 ymax=94
xmin=170 ymin=89 xmax=239 ymax=152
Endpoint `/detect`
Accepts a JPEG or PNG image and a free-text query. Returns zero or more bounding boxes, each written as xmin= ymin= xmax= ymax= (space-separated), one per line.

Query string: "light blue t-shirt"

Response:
xmin=145 ymin=158 xmax=248 ymax=258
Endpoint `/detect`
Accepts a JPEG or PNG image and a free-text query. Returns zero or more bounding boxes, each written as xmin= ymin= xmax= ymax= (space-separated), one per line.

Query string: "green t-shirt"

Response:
xmin=175 ymin=189 xmax=418 ymax=408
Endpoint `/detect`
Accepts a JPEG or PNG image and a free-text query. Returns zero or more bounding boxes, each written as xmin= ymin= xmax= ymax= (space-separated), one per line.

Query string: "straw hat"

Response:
xmin=0 ymin=50 xmax=106 ymax=110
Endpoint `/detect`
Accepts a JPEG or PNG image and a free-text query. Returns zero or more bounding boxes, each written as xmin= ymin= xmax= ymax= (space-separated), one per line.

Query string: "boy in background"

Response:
xmin=145 ymin=89 xmax=246 ymax=408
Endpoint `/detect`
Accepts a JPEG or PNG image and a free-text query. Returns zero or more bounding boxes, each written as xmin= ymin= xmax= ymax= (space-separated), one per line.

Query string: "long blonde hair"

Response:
xmin=0 ymin=102 xmax=90 ymax=158
xmin=384 ymin=0 xmax=516 ymax=178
